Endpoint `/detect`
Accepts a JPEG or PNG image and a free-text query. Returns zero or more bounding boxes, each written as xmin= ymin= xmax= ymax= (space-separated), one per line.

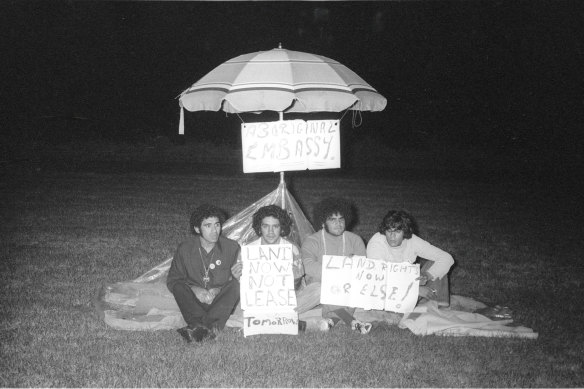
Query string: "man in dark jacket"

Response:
xmin=167 ymin=204 xmax=240 ymax=343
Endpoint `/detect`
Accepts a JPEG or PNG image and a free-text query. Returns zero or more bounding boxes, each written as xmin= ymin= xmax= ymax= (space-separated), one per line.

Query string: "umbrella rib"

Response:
xmin=183 ymin=86 xmax=371 ymax=96
xmin=226 ymin=58 xmax=340 ymax=65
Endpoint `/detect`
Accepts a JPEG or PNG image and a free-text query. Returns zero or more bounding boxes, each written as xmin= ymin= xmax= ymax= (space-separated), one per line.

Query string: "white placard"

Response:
xmin=241 ymin=119 xmax=340 ymax=173
xmin=243 ymin=311 xmax=299 ymax=337
xmin=320 ymin=255 xmax=420 ymax=313
xmin=383 ymin=262 xmax=420 ymax=312
xmin=240 ymin=244 xmax=298 ymax=337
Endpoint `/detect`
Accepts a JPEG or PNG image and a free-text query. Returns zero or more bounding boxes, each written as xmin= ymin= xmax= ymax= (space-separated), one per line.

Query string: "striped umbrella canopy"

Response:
xmin=178 ymin=45 xmax=387 ymax=114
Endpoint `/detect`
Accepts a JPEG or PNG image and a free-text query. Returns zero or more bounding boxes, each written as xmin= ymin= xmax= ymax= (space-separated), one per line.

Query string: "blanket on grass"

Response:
xmin=96 ymin=281 xmax=537 ymax=339
xmin=397 ymin=296 xmax=538 ymax=339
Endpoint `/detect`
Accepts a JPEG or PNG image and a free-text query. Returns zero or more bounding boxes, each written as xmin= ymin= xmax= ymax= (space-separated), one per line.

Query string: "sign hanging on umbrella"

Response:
xmin=240 ymin=118 xmax=342 ymax=173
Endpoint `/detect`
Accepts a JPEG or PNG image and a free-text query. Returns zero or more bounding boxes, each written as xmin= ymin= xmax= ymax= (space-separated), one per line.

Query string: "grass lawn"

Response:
xmin=1 ymin=142 xmax=582 ymax=387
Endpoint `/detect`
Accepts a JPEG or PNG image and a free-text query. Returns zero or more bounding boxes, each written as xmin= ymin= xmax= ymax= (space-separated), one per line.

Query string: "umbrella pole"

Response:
xmin=280 ymin=171 xmax=285 ymax=209
xmin=278 ymin=111 xmax=285 ymax=210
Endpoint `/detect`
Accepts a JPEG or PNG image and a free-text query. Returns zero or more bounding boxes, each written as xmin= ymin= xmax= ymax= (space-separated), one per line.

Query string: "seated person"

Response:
xmin=230 ymin=204 xmax=323 ymax=330
xmin=167 ymin=204 xmax=240 ymax=343
xmin=231 ymin=204 xmax=304 ymax=289
xmin=301 ymin=197 xmax=372 ymax=334
xmin=366 ymin=210 xmax=454 ymax=307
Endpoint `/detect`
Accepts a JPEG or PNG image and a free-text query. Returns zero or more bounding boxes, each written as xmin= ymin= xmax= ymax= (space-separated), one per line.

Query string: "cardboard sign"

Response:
xmin=241 ymin=119 xmax=340 ymax=173
xmin=384 ymin=261 xmax=421 ymax=312
xmin=240 ymin=244 xmax=298 ymax=336
xmin=242 ymin=311 xmax=299 ymax=336
xmin=320 ymin=255 xmax=420 ymax=313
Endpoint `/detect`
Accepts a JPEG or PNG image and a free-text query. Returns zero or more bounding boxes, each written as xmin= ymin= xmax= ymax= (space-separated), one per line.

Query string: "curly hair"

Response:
xmin=252 ymin=204 xmax=293 ymax=238
xmin=377 ymin=210 xmax=418 ymax=239
xmin=189 ymin=204 xmax=227 ymax=235
xmin=313 ymin=197 xmax=355 ymax=228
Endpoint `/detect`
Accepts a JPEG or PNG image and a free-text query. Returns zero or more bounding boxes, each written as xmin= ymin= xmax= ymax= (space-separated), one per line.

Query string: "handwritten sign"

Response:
xmin=384 ymin=262 xmax=421 ymax=312
xmin=241 ymin=119 xmax=340 ymax=173
xmin=320 ymin=255 xmax=420 ymax=313
xmin=240 ymin=244 xmax=298 ymax=336
xmin=242 ymin=311 xmax=299 ymax=336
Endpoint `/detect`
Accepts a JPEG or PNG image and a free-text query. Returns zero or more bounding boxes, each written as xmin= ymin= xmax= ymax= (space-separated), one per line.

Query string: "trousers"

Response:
xmin=295 ymin=282 xmax=321 ymax=314
xmin=170 ymin=279 xmax=240 ymax=330
xmin=419 ymin=259 xmax=450 ymax=307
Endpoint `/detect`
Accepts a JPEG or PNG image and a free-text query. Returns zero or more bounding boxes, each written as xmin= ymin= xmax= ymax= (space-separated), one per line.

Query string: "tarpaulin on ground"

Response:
xmin=398 ymin=295 xmax=538 ymax=339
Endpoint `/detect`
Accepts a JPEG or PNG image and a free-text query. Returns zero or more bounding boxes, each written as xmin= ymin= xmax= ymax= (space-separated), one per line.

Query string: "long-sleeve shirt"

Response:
xmin=167 ymin=235 xmax=240 ymax=292
xmin=366 ymin=232 xmax=454 ymax=279
xmin=301 ymin=229 xmax=366 ymax=284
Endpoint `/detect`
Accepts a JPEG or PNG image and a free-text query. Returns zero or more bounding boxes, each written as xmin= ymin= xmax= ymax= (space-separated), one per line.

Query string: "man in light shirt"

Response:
xmin=367 ymin=210 xmax=454 ymax=307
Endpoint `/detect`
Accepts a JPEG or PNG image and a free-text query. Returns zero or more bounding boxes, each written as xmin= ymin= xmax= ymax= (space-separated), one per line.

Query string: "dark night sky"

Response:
xmin=3 ymin=1 xmax=583 ymax=163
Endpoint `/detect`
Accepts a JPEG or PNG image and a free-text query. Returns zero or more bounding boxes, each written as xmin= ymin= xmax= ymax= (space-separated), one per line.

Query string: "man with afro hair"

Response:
xmin=301 ymin=197 xmax=372 ymax=334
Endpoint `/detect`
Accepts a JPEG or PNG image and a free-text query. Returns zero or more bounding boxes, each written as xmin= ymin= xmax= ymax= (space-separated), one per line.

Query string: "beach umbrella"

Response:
xmin=175 ymin=45 xmax=386 ymax=243
xmin=178 ymin=44 xmax=386 ymax=132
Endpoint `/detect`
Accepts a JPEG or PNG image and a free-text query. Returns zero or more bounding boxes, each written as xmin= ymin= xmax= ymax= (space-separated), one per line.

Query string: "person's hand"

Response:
xmin=191 ymin=286 xmax=213 ymax=304
xmin=419 ymin=285 xmax=437 ymax=300
xmin=207 ymin=288 xmax=221 ymax=303
xmin=416 ymin=272 xmax=433 ymax=286
xmin=416 ymin=274 xmax=428 ymax=286
xmin=292 ymin=258 xmax=304 ymax=280
xmin=231 ymin=260 xmax=243 ymax=280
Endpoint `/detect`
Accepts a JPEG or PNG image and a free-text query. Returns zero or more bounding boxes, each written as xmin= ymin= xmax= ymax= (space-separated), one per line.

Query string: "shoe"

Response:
xmin=204 ymin=327 xmax=218 ymax=341
xmin=178 ymin=325 xmax=215 ymax=343
xmin=177 ymin=326 xmax=195 ymax=343
xmin=298 ymin=320 xmax=307 ymax=332
xmin=191 ymin=326 xmax=211 ymax=342
xmin=319 ymin=318 xmax=335 ymax=332
xmin=351 ymin=320 xmax=372 ymax=334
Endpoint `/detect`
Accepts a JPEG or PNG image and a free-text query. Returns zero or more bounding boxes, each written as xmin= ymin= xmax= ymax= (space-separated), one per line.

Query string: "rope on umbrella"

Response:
xmin=339 ymin=108 xmax=350 ymax=123
xmin=339 ymin=101 xmax=365 ymax=128
xmin=351 ymin=105 xmax=363 ymax=129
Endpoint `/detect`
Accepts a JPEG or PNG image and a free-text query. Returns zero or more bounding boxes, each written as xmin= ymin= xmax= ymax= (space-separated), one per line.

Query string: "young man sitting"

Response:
xmin=167 ymin=204 xmax=240 ymax=343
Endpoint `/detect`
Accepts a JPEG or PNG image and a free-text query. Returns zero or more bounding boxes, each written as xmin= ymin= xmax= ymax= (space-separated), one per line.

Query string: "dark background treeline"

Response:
xmin=3 ymin=1 xmax=583 ymax=170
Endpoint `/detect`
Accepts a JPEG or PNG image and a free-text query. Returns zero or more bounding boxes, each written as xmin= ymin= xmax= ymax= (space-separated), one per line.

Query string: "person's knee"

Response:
xmin=214 ymin=282 xmax=240 ymax=304
xmin=220 ymin=279 xmax=240 ymax=296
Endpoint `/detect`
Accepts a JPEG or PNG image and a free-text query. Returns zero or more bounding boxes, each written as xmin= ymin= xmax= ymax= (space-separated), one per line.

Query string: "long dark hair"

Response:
xmin=252 ymin=204 xmax=293 ymax=237
xmin=313 ymin=197 xmax=355 ymax=228
xmin=189 ymin=204 xmax=226 ymax=235
xmin=377 ymin=210 xmax=417 ymax=239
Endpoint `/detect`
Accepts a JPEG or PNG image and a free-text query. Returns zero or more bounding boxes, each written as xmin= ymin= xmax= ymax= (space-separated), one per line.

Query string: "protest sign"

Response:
xmin=320 ymin=255 xmax=386 ymax=310
xmin=320 ymin=255 xmax=420 ymax=313
xmin=241 ymin=119 xmax=340 ymax=173
xmin=240 ymin=244 xmax=298 ymax=336
xmin=242 ymin=311 xmax=299 ymax=336
xmin=383 ymin=261 xmax=420 ymax=312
